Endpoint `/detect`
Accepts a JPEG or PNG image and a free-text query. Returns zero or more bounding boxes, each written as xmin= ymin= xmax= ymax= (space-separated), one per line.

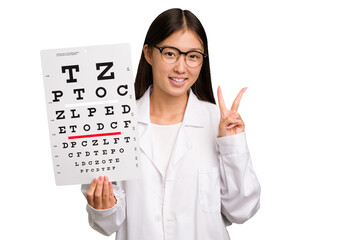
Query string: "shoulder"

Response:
xmin=187 ymin=89 xmax=219 ymax=123
xmin=190 ymin=99 xmax=220 ymax=145
xmin=199 ymin=100 xmax=219 ymax=116
xmin=197 ymin=99 xmax=220 ymax=126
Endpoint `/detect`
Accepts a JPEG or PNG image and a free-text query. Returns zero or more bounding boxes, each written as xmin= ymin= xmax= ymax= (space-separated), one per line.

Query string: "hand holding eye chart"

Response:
xmin=41 ymin=44 xmax=141 ymax=186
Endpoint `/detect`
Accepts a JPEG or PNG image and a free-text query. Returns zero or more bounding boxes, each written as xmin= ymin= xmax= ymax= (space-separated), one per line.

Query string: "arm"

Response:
xmin=216 ymin=86 xmax=260 ymax=224
xmin=81 ymin=176 xmax=126 ymax=236
xmin=217 ymin=132 xmax=260 ymax=224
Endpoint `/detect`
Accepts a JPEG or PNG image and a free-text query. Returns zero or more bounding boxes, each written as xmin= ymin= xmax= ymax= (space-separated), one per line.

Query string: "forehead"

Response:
xmin=159 ymin=30 xmax=204 ymax=51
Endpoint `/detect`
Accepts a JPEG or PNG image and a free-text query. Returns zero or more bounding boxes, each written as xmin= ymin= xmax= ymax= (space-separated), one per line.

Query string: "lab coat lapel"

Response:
xmin=137 ymin=88 xmax=158 ymax=173
xmin=140 ymin=123 xmax=166 ymax=177
xmin=169 ymin=90 xmax=205 ymax=167
xmin=139 ymin=124 xmax=154 ymax=165
xmin=169 ymin=124 xmax=190 ymax=167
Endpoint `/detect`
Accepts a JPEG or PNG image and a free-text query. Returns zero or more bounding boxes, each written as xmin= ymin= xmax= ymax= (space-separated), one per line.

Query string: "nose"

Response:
xmin=173 ymin=54 xmax=186 ymax=73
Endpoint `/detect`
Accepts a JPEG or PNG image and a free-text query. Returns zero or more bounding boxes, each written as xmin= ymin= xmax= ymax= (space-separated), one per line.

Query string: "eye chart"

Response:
xmin=41 ymin=44 xmax=140 ymax=185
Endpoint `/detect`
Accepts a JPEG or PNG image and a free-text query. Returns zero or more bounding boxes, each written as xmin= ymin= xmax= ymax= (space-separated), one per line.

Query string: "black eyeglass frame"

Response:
xmin=154 ymin=45 xmax=207 ymax=67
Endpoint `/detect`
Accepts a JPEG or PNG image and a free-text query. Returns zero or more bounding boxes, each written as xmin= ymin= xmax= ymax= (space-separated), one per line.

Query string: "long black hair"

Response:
xmin=134 ymin=8 xmax=215 ymax=104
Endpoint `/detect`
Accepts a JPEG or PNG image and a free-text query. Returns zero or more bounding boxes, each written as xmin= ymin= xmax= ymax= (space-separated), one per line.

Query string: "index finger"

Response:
xmin=230 ymin=87 xmax=247 ymax=112
xmin=94 ymin=176 xmax=104 ymax=208
xmin=86 ymin=178 xmax=97 ymax=206
xmin=217 ymin=86 xmax=227 ymax=117
xmin=103 ymin=176 xmax=110 ymax=201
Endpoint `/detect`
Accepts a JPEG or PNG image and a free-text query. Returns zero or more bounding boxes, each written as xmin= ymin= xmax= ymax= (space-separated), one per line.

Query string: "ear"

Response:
xmin=143 ymin=44 xmax=152 ymax=66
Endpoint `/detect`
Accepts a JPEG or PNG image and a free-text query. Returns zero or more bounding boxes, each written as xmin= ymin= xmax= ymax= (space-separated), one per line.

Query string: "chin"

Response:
xmin=166 ymin=88 xmax=189 ymax=98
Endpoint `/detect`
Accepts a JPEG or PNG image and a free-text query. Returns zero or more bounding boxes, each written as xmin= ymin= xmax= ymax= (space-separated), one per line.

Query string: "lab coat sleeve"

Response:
xmin=81 ymin=182 xmax=126 ymax=236
xmin=216 ymin=132 xmax=261 ymax=224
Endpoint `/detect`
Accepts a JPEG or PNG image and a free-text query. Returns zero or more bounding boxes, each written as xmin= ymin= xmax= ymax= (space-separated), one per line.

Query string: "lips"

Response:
xmin=168 ymin=76 xmax=188 ymax=87
xmin=169 ymin=77 xmax=187 ymax=82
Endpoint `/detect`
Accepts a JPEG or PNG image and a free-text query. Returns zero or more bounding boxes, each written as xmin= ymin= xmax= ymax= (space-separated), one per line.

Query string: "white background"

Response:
xmin=1 ymin=0 xmax=359 ymax=239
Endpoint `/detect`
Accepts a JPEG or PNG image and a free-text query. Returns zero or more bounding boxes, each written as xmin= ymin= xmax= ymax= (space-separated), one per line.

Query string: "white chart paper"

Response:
xmin=41 ymin=44 xmax=140 ymax=185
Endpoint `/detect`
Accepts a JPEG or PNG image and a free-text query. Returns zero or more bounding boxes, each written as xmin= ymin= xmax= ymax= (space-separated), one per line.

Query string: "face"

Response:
xmin=144 ymin=29 xmax=204 ymax=98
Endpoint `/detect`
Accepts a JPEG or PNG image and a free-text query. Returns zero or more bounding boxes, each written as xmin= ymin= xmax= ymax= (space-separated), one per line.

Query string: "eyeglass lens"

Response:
xmin=161 ymin=48 xmax=204 ymax=67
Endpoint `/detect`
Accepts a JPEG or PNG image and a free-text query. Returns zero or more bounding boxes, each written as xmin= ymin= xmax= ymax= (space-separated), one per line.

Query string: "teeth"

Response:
xmin=171 ymin=77 xmax=185 ymax=82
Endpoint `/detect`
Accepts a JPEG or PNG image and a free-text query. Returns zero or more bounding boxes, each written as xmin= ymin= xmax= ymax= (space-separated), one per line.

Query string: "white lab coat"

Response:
xmin=81 ymin=87 xmax=261 ymax=240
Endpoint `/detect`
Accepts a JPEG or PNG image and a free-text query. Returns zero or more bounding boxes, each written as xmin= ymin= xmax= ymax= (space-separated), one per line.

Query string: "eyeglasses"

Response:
xmin=154 ymin=46 xmax=207 ymax=68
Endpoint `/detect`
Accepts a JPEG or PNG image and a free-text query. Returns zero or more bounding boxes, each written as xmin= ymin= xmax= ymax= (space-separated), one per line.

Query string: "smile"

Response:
xmin=169 ymin=77 xmax=187 ymax=82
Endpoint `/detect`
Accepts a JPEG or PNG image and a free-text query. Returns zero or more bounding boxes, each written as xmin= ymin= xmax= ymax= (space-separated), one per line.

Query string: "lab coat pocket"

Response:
xmin=198 ymin=167 xmax=221 ymax=213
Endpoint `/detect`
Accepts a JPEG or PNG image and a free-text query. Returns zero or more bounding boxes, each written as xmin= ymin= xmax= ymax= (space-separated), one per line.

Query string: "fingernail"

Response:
xmin=99 ymin=176 xmax=103 ymax=181
xmin=104 ymin=176 xmax=108 ymax=182
xmin=92 ymin=178 xmax=97 ymax=184
xmin=235 ymin=119 xmax=241 ymax=122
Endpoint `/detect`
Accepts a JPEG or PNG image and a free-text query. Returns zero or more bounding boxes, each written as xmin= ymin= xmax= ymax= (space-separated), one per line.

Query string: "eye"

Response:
xmin=162 ymin=48 xmax=178 ymax=58
xmin=165 ymin=52 xmax=175 ymax=57
xmin=187 ymin=52 xmax=202 ymax=61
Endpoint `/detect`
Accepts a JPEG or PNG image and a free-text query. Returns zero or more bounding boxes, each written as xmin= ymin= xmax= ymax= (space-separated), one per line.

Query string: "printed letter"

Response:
xmin=52 ymin=90 xmax=63 ymax=102
xmin=61 ymin=65 xmax=79 ymax=83
xmin=96 ymin=62 xmax=115 ymax=80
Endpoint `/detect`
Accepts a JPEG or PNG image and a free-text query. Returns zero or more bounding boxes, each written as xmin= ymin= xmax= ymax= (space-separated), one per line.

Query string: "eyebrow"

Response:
xmin=190 ymin=47 xmax=204 ymax=52
xmin=162 ymin=45 xmax=204 ymax=52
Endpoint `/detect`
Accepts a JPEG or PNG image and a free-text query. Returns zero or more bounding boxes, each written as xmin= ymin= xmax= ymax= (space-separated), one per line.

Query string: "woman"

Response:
xmin=82 ymin=8 xmax=260 ymax=240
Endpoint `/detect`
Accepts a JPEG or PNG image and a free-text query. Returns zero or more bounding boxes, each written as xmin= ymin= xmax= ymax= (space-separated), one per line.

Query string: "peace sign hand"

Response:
xmin=217 ymin=86 xmax=247 ymax=137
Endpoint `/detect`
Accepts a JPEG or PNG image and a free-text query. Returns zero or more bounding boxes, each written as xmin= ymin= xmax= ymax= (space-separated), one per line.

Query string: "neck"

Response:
xmin=150 ymin=88 xmax=189 ymax=125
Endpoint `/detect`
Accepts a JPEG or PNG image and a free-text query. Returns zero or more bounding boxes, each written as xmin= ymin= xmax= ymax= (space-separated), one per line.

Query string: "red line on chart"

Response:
xmin=68 ymin=132 xmax=121 ymax=139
